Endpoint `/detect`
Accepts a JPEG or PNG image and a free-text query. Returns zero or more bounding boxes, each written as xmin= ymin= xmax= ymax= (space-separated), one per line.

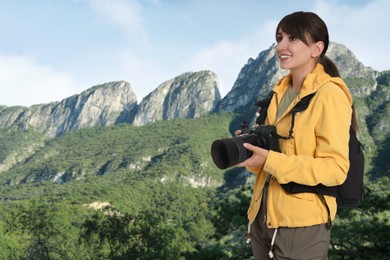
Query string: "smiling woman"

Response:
xmin=238 ymin=11 xmax=357 ymax=259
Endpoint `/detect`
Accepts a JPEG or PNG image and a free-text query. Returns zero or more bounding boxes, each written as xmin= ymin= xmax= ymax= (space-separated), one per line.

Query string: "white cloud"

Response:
xmin=314 ymin=0 xmax=390 ymax=71
xmin=0 ymin=53 xmax=81 ymax=106
xmin=183 ymin=20 xmax=277 ymax=97
xmin=82 ymin=0 xmax=147 ymax=40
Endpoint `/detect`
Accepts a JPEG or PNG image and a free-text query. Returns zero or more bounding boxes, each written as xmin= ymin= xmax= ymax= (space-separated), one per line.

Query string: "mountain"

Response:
xmin=0 ymin=81 xmax=138 ymax=137
xmin=0 ymin=71 xmax=220 ymax=137
xmin=0 ymin=43 xmax=381 ymax=139
xmin=0 ymin=42 xmax=388 ymax=180
xmin=0 ymin=114 xmax=230 ymax=186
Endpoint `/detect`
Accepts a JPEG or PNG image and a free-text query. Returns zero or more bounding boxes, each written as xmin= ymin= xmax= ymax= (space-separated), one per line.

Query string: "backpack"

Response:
xmin=255 ymin=91 xmax=365 ymax=210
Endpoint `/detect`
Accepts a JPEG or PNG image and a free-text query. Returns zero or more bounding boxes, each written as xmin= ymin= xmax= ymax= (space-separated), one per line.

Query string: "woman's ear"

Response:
xmin=311 ymin=41 xmax=325 ymax=58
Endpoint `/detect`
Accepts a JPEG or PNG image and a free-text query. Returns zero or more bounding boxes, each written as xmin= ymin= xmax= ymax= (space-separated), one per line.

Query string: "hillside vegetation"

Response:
xmin=0 ymin=114 xmax=233 ymax=259
xmin=0 ymin=112 xmax=388 ymax=259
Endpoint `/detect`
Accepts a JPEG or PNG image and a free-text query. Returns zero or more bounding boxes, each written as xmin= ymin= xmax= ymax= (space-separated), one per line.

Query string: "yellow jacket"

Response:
xmin=247 ymin=64 xmax=352 ymax=228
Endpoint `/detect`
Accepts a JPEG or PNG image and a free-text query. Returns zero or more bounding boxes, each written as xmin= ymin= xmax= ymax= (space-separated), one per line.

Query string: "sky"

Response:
xmin=0 ymin=0 xmax=388 ymax=106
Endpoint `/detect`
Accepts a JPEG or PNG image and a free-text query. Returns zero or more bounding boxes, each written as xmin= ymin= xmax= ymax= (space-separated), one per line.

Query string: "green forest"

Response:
xmin=0 ymin=111 xmax=388 ymax=259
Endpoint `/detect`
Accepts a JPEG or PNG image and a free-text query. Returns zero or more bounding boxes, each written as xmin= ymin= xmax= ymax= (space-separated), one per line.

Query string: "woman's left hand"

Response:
xmin=236 ymin=143 xmax=269 ymax=168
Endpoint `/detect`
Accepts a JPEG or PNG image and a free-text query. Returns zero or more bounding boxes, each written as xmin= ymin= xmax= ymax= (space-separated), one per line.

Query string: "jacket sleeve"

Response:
xmin=263 ymin=85 xmax=352 ymax=186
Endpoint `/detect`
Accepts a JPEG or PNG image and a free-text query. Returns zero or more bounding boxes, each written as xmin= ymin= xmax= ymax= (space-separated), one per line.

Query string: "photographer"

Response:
xmin=236 ymin=12 xmax=356 ymax=259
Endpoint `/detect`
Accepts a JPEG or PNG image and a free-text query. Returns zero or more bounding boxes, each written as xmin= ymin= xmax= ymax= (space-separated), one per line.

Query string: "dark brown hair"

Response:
xmin=276 ymin=11 xmax=359 ymax=133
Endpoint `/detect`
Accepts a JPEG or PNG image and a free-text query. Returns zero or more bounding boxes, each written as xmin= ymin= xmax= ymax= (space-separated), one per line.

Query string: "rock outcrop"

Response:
xmin=0 ymin=81 xmax=138 ymax=137
xmin=132 ymin=70 xmax=221 ymax=126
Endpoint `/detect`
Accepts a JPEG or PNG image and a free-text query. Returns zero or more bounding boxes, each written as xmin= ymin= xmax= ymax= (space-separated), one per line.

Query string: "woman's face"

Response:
xmin=275 ymin=29 xmax=319 ymax=75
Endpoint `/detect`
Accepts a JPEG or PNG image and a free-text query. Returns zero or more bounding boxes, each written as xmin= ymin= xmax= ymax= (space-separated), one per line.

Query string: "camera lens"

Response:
xmin=210 ymin=134 xmax=257 ymax=169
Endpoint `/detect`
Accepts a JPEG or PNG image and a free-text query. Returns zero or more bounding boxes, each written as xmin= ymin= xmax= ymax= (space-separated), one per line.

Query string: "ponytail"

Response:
xmin=319 ymin=55 xmax=360 ymax=133
xmin=319 ymin=55 xmax=340 ymax=77
xmin=351 ymin=104 xmax=359 ymax=134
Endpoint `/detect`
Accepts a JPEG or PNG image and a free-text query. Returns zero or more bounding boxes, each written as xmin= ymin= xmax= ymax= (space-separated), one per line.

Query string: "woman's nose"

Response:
xmin=276 ymin=38 xmax=287 ymax=48
xmin=275 ymin=42 xmax=284 ymax=52
xmin=275 ymin=38 xmax=288 ymax=52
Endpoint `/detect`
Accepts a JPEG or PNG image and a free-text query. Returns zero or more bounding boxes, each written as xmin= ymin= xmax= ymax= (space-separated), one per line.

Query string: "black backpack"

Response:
xmin=255 ymin=91 xmax=365 ymax=210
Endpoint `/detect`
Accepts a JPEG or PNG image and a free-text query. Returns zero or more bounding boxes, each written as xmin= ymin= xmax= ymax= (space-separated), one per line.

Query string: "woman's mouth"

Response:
xmin=279 ymin=55 xmax=292 ymax=61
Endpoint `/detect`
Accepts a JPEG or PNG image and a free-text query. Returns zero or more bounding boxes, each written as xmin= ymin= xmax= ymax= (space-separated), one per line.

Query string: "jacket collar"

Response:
xmin=269 ymin=63 xmax=352 ymax=125
xmin=274 ymin=64 xmax=330 ymax=97
xmin=273 ymin=63 xmax=352 ymax=103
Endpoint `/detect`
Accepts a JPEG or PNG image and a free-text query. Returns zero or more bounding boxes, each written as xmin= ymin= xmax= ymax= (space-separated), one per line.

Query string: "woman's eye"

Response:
xmin=289 ymin=36 xmax=297 ymax=41
xmin=276 ymin=36 xmax=282 ymax=43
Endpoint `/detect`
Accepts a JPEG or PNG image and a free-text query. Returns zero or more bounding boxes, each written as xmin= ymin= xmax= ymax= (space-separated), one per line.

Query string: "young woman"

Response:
xmin=237 ymin=11 xmax=357 ymax=259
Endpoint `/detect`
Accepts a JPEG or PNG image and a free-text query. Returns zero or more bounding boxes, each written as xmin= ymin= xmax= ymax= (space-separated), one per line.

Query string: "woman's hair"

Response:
xmin=276 ymin=11 xmax=359 ymax=133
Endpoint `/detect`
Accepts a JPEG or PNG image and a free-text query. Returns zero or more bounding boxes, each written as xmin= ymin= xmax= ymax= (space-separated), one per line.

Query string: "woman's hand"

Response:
xmin=236 ymin=143 xmax=269 ymax=168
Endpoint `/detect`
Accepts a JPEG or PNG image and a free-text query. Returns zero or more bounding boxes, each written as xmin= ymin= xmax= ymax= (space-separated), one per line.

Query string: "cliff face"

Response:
xmin=0 ymin=81 xmax=138 ymax=137
xmin=216 ymin=44 xmax=286 ymax=114
xmin=132 ymin=71 xmax=221 ymax=126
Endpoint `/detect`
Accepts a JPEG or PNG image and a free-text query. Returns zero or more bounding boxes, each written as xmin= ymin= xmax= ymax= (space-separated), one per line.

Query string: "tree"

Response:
xmin=5 ymin=199 xmax=71 ymax=260
xmin=80 ymin=206 xmax=195 ymax=259
xmin=330 ymin=176 xmax=390 ymax=259
xmin=79 ymin=205 xmax=133 ymax=259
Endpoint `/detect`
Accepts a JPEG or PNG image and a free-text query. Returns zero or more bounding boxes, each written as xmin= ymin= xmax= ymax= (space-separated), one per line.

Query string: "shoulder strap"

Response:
xmin=254 ymin=91 xmax=316 ymax=139
xmin=255 ymin=91 xmax=274 ymax=126
xmin=286 ymin=93 xmax=316 ymax=139
xmin=291 ymin=93 xmax=316 ymax=113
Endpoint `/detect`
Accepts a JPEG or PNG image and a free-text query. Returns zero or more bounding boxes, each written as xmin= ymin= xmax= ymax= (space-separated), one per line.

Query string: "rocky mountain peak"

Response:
xmin=0 ymin=81 xmax=138 ymax=137
xmin=132 ymin=70 xmax=221 ymax=126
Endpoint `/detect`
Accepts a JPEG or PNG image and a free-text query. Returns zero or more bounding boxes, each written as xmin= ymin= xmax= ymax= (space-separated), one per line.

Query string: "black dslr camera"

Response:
xmin=210 ymin=122 xmax=281 ymax=170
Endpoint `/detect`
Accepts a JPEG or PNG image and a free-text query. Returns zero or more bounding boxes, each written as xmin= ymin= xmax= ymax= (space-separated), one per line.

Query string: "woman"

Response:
xmin=237 ymin=11 xmax=357 ymax=259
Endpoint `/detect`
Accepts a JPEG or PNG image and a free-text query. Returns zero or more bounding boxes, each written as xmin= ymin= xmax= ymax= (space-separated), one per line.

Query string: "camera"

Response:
xmin=210 ymin=123 xmax=281 ymax=170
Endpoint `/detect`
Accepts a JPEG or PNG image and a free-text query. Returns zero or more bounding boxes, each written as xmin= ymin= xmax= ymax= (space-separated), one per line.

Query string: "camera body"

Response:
xmin=210 ymin=124 xmax=281 ymax=170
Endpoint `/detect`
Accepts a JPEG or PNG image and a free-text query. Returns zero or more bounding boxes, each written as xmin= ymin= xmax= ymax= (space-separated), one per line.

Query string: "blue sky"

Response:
xmin=0 ymin=0 xmax=388 ymax=106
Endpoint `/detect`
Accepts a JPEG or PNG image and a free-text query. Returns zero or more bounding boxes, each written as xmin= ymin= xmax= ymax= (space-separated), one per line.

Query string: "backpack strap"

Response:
xmin=286 ymin=93 xmax=316 ymax=139
xmin=255 ymin=91 xmax=316 ymax=140
xmin=255 ymin=91 xmax=275 ymax=126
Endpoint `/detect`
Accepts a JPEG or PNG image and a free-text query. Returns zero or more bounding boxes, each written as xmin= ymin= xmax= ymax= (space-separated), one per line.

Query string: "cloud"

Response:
xmin=0 ymin=53 xmax=81 ymax=106
xmin=183 ymin=20 xmax=277 ymax=97
xmin=82 ymin=0 xmax=147 ymax=40
xmin=313 ymin=0 xmax=390 ymax=71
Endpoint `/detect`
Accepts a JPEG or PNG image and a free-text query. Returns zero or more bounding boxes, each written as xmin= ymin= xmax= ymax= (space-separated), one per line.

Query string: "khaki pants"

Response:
xmin=250 ymin=204 xmax=330 ymax=260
